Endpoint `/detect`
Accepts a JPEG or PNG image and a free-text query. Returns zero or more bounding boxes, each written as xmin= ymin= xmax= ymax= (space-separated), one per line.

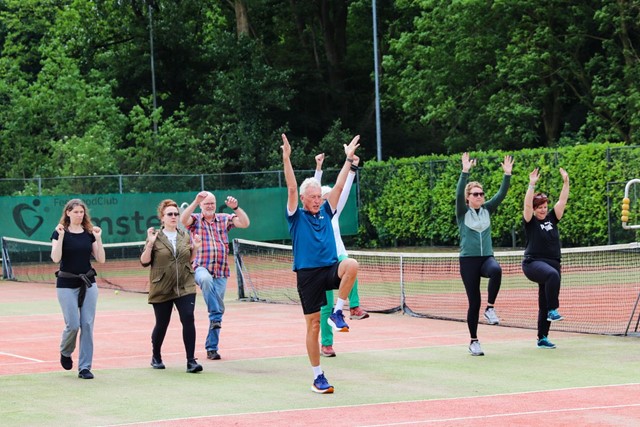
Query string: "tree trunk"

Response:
xmin=235 ymin=0 xmax=250 ymax=37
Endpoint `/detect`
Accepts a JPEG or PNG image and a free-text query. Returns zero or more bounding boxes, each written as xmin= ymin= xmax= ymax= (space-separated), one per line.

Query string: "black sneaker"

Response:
xmin=186 ymin=359 xmax=203 ymax=373
xmin=60 ymin=353 xmax=73 ymax=371
xmin=210 ymin=320 xmax=221 ymax=330
xmin=78 ymin=369 xmax=94 ymax=379
xmin=150 ymin=356 xmax=165 ymax=369
xmin=207 ymin=350 xmax=221 ymax=360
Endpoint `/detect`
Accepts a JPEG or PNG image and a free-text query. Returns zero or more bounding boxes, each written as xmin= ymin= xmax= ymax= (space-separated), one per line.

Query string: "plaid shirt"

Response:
xmin=188 ymin=213 xmax=236 ymax=278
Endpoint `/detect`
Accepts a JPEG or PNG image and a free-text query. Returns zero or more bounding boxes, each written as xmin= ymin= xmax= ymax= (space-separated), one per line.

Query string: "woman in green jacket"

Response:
xmin=140 ymin=199 xmax=203 ymax=373
xmin=456 ymin=152 xmax=513 ymax=356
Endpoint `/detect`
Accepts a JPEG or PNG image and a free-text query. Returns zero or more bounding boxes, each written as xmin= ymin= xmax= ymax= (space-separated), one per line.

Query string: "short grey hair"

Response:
xmin=300 ymin=177 xmax=321 ymax=196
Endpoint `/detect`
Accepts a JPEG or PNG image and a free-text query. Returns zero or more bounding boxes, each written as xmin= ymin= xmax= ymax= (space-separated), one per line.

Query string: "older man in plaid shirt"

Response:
xmin=181 ymin=191 xmax=250 ymax=360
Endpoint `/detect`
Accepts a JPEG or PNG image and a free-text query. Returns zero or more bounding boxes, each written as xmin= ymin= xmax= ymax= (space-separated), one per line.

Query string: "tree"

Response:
xmin=383 ymin=0 xmax=640 ymax=152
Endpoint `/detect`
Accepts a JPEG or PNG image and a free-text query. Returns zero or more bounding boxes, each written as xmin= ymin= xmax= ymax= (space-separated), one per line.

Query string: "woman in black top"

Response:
xmin=50 ymin=199 xmax=105 ymax=379
xmin=522 ymin=167 xmax=569 ymax=349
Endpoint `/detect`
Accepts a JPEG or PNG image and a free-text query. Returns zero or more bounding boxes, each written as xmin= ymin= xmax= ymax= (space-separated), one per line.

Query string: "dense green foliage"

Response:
xmin=357 ymin=143 xmax=640 ymax=248
xmin=3 ymin=0 xmax=640 ymax=180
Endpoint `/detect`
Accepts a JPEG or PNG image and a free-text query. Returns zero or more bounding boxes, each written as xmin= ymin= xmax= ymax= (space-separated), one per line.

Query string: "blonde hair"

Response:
xmin=58 ymin=199 xmax=94 ymax=233
xmin=157 ymin=199 xmax=179 ymax=221
xmin=465 ymin=182 xmax=483 ymax=196
xmin=464 ymin=181 xmax=483 ymax=205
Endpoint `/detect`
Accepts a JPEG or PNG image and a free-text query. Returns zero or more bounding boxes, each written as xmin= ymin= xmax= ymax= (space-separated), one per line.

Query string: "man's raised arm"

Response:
xmin=281 ymin=134 xmax=298 ymax=213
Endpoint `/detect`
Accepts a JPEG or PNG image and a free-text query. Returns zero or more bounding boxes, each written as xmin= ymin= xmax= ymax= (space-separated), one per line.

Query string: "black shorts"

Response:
xmin=296 ymin=262 xmax=341 ymax=315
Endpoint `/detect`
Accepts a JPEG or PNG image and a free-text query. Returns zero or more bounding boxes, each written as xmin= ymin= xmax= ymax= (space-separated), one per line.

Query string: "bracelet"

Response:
xmin=346 ymin=158 xmax=354 ymax=163
xmin=350 ymin=164 xmax=359 ymax=172
xmin=233 ymin=205 xmax=239 ymax=210
xmin=528 ymin=184 xmax=535 ymax=190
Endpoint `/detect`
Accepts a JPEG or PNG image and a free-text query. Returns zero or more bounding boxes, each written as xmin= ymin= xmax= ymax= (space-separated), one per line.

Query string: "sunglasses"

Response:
xmin=534 ymin=193 xmax=548 ymax=199
xmin=470 ymin=192 xmax=485 ymax=197
xmin=165 ymin=212 xmax=180 ymax=217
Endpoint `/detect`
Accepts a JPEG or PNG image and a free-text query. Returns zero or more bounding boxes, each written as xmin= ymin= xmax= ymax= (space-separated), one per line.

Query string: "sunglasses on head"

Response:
xmin=470 ymin=192 xmax=485 ymax=197
xmin=165 ymin=212 xmax=180 ymax=217
xmin=534 ymin=194 xmax=548 ymax=199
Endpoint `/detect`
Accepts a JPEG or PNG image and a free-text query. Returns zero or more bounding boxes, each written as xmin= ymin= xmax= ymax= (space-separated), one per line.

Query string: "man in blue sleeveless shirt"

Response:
xmin=281 ymin=133 xmax=360 ymax=394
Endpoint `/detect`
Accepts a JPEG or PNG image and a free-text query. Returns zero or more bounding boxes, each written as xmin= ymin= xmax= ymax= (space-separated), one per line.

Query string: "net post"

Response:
xmin=626 ymin=291 xmax=640 ymax=335
xmin=399 ymin=254 xmax=406 ymax=314
xmin=1 ymin=237 xmax=16 ymax=280
xmin=233 ymin=239 xmax=246 ymax=300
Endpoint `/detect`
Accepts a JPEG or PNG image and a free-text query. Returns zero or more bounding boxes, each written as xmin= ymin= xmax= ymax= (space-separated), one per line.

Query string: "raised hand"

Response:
xmin=461 ymin=152 xmax=476 ymax=173
xmin=55 ymin=223 xmax=65 ymax=237
xmin=315 ymin=153 xmax=325 ymax=169
xmin=559 ymin=167 xmax=569 ymax=183
xmin=343 ymin=135 xmax=360 ymax=159
xmin=529 ymin=168 xmax=540 ymax=186
xmin=501 ymin=155 xmax=514 ymax=175
xmin=281 ymin=134 xmax=291 ymax=160
xmin=225 ymin=196 xmax=239 ymax=209
xmin=146 ymin=227 xmax=158 ymax=245
xmin=195 ymin=191 xmax=208 ymax=204
xmin=92 ymin=226 xmax=102 ymax=239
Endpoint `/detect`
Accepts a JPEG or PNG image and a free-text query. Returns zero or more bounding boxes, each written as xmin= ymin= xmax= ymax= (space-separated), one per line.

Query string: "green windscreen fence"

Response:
xmin=0 ymin=187 xmax=358 ymax=244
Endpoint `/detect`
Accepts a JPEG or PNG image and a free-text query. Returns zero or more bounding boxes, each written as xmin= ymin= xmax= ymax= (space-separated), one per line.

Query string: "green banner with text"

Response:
xmin=0 ymin=188 xmax=358 ymax=244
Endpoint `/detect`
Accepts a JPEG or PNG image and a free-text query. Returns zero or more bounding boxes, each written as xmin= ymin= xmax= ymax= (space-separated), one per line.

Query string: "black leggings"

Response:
xmin=459 ymin=256 xmax=502 ymax=339
xmin=151 ymin=293 xmax=197 ymax=361
xmin=522 ymin=258 xmax=561 ymax=339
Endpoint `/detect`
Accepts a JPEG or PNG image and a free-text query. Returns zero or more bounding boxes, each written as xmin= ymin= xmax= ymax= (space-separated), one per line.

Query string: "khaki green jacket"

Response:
xmin=142 ymin=229 xmax=196 ymax=304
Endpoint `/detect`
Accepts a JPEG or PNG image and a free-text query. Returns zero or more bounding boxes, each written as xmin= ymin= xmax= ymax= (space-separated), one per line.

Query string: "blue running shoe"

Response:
xmin=311 ymin=373 xmax=334 ymax=394
xmin=327 ymin=309 xmax=349 ymax=332
xmin=537 ymin=336 xmax=556 ymax=349
xmin=547 ymin=309 xmax=564 ymax=322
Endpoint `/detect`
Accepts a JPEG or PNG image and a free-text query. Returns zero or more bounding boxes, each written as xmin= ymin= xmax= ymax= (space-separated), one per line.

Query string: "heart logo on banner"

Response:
xmin=13 ymin=202 xmax=44 ymax=237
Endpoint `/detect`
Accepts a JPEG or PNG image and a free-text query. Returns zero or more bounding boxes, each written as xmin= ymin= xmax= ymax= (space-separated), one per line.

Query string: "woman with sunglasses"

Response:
xmin=140 ymin=199 xmax=203 ymax=373
xmin=456 ymin=152 xmax=514 ymax=356
xmin=522 ymin=167 xmax=569 ymax=349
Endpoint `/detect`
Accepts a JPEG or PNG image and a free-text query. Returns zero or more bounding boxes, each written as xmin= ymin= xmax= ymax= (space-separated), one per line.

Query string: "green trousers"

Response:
xmin=320 ymin=254 xmax=360 ymax=346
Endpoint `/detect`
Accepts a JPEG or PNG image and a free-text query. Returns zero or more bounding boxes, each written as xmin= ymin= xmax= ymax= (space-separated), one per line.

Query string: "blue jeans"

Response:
xmin=194 ymin=267 xmax=227 ymax=351
xmin=57 ymin=284 xmax=99 ymax=371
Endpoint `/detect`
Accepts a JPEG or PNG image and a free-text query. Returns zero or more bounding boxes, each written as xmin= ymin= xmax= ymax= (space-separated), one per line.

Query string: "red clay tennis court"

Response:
xmin=1 ymin=280 xmax=640 ymax=426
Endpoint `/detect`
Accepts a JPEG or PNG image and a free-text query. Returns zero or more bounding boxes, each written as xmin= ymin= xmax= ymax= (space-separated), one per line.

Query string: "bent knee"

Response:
xmin=341 ymin=257 xmax=358 ymax=272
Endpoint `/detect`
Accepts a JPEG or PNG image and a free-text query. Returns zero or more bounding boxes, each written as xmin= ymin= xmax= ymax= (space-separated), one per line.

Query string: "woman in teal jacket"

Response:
xmin=456 ymin=152 xmax=513 ymax=356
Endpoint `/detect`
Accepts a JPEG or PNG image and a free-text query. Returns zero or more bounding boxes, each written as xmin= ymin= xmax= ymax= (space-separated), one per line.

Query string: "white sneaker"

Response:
xmin=468 ymin=340 xmax=484 ymax=356
xmin=484 ymin=307 xmax=500 ymax=325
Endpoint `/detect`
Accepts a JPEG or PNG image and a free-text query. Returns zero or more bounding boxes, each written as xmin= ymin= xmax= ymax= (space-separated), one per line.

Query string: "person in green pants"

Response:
xmin=314 ymin=153 xmax=369 ymax=357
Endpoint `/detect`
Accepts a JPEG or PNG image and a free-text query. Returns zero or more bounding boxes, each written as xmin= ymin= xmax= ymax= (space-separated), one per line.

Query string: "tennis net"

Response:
xmin=233 ymin=238 xmax=640 ymax=336
xmin=2 ymin=236 xmax=149 ymax=293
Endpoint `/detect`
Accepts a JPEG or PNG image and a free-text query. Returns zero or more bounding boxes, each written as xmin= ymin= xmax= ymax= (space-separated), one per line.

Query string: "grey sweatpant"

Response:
xmin=56 ymin=285 xmax=98 ymax=371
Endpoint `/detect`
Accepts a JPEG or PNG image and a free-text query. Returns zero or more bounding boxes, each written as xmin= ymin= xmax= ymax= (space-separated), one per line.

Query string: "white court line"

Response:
xmin=0 ymin=351 xmax=43 ymax=362
xmin=99 ymin=383 xmax=640 ymax=427
xmin=356 ymin=403 xmax=640 ymax=426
